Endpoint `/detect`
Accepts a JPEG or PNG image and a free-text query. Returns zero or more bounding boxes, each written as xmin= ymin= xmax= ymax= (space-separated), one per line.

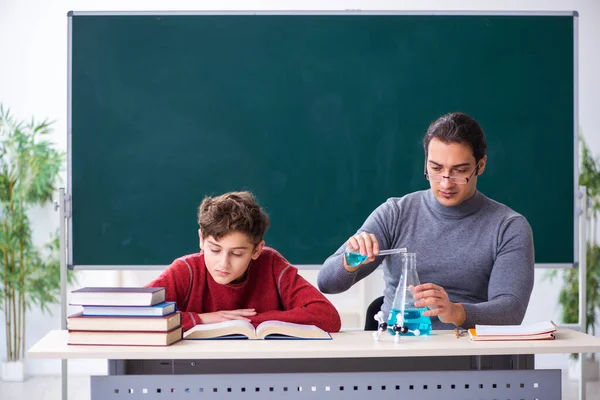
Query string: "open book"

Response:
xmin=183 ymin=320 xmax=332 ymax=340
xmin=469 ymin=320 xmax=557 ymax=341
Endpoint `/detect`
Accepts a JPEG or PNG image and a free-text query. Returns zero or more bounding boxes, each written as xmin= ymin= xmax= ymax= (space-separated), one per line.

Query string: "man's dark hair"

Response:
xmin=423 ymin=112 xmax=487 ymax=164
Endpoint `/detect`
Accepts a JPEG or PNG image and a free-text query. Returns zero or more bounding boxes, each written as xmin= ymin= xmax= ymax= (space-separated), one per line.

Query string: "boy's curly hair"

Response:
xmin=197 ymin=191 xmax=270 ymax=245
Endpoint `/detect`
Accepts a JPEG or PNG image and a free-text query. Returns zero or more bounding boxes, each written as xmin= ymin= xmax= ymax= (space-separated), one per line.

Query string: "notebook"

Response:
xmin=468 ymin=320 xmax=557 ymax=341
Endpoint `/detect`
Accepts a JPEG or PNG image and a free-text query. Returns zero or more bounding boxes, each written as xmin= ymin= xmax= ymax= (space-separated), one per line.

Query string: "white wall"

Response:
xmin=1 ymin=0 xmax=599 ymax=376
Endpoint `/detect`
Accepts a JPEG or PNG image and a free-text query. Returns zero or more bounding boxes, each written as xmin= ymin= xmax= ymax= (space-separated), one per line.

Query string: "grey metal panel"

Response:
xmin=91 ymin=369 xmax=561 ymax=399
xmin=119 ymin=355 xmax=534 ymax=375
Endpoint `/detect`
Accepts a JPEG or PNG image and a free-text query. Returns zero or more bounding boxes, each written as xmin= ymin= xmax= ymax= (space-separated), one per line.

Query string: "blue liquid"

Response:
xmin=386 ymin=307 xmax=432 ymax=336
xmin=344 ymin=252 xmax=368 ymax=267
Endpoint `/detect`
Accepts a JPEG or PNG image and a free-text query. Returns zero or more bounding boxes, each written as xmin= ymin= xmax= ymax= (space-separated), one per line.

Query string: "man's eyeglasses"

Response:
xmin=424 ymin=161 xmax=480 ymax=185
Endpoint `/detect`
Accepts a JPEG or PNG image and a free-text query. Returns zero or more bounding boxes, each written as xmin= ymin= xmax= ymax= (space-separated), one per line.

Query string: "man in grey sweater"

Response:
xmin=317 ymin=112 xmax=534 ymax=330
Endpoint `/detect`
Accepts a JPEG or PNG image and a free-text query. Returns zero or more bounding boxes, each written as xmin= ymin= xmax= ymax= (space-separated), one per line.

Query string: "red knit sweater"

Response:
xmin=146 ymin=247 xmax=341 ymax=333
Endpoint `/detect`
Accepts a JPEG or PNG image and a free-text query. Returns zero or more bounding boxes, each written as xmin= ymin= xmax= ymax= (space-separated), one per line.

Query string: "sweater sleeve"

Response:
xmin=145 ymin=258 xmax=201 ymax=331
xmin=461 ymin=216 xmax=535 ymax=328
xmin=317 ymin=200 xmax=396 ymax=294
xmin=251 ymin=265 xmax=342 ymax=332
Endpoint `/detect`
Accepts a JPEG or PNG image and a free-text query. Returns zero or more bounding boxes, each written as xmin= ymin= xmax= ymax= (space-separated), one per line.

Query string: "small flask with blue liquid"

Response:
xmin=387 ymin=252 xmax=432 ymax=337
xmin=344 ymin=246 xmax=407 ymax=267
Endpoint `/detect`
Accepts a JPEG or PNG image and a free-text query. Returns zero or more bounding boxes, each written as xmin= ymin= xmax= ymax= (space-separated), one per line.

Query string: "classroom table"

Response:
xmin=28 ymin=328 xmax=600 ymax=399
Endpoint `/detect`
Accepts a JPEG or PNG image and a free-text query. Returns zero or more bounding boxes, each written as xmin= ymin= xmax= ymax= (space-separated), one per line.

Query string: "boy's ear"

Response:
xmin=198 ymin=229 xmax=204 ymax=249
xmin=251 ymin=240 xmax=265 ymax=260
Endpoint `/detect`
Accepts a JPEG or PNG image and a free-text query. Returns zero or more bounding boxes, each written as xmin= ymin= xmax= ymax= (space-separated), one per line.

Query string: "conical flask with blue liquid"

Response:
xmin=387 ymin=253 xmax=432 ymax=336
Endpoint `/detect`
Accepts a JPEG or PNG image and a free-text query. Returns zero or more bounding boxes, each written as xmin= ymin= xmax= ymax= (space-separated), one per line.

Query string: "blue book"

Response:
xmin=82 ymin=301 xmax=177 ymax=317
xmin=183 ymin=320 xmax=332 ymax=340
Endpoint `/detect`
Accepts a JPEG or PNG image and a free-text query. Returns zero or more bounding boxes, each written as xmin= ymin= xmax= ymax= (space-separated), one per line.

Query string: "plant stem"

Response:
xmin=4 ymin=216 xmax=15 ymax=361
xmin=593 ymin=214 xmax=597 ymax=250
xmin=5 ymin=294 xmax=11 ymax=361
xmin=3 ymin=219 xmax=11 ymax=361
xmin=3 ymin=293 xmax=8 ymax=360
xmin=21 ymin=296 xmax=26 ymax=360
xmin=16 ymin=208 xmax=24 ymax=361
xmin=7 ymin=290 xmax=13 ymax=361
xmin=6 ymin=181 xmax=16 ymax=362
xmin=11 ymin=285 xmax=17 ymax=361
xmin=16 ymin=287 xmax=22 ymax=360
xmin=18 ymin=289 xmax=24 ymax=360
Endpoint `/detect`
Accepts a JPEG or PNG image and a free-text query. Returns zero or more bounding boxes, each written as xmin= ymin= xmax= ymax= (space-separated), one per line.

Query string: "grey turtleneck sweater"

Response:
xmin=317 ymin=190 xmax=534 ymax=330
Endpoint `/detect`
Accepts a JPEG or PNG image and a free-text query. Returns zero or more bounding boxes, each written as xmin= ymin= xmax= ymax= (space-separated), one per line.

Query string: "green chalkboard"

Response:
xmin=69 ymin=13 xmax=575 ymax=266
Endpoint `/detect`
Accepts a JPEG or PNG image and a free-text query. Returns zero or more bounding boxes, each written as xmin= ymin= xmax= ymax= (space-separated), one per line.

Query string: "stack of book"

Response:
xmin=468 ymin=320 xmax=557 ymax=341
xmin=67 ymin=287 xmax=182 ymax=346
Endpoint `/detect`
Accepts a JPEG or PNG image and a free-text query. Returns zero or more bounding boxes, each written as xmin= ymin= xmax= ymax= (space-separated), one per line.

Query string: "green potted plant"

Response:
xmin=548 ymin=136 xmax=600 ymax=381
xmin=0 ymin=105 xmax=72 ymax=381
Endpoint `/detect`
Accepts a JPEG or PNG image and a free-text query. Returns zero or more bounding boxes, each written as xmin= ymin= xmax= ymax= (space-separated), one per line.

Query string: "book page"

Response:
xmin=475 ymin=320 xmax=557 ymax=336
xmin=183 ymin=319 xmax=256 ymax=339
xmin=255 ymin=320 xmax=330 ymax=339
xmin=469 ymin=329 xmax=555 ymax=341
xmin=72 ymin=287 xmax=164 ymax=293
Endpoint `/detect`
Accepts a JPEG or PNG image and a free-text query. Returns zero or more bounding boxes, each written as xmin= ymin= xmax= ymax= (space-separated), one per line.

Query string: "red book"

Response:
xmin=67 ymin=326 xmax=182 ymax=346
xmin=67 ymin=311 xmax=181 ymax=332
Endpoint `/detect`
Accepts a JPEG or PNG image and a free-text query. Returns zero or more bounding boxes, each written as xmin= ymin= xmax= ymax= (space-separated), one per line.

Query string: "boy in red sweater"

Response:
xmin=146 ymin=191 xmax=341 ymax=333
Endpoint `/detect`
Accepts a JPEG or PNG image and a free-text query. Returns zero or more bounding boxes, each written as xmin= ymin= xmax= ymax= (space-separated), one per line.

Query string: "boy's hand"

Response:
xmin=198 ymin=309 xmax=257 ymax=324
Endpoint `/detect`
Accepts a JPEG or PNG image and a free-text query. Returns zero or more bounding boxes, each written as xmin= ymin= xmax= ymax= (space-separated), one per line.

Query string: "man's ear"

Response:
xmin=477 ymin=155 xmax=487 ymax=176
xmin=198 ymin=229 xmax=204 ymax=249
xmin=251 ymin=240 xmax=265 ymax=260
